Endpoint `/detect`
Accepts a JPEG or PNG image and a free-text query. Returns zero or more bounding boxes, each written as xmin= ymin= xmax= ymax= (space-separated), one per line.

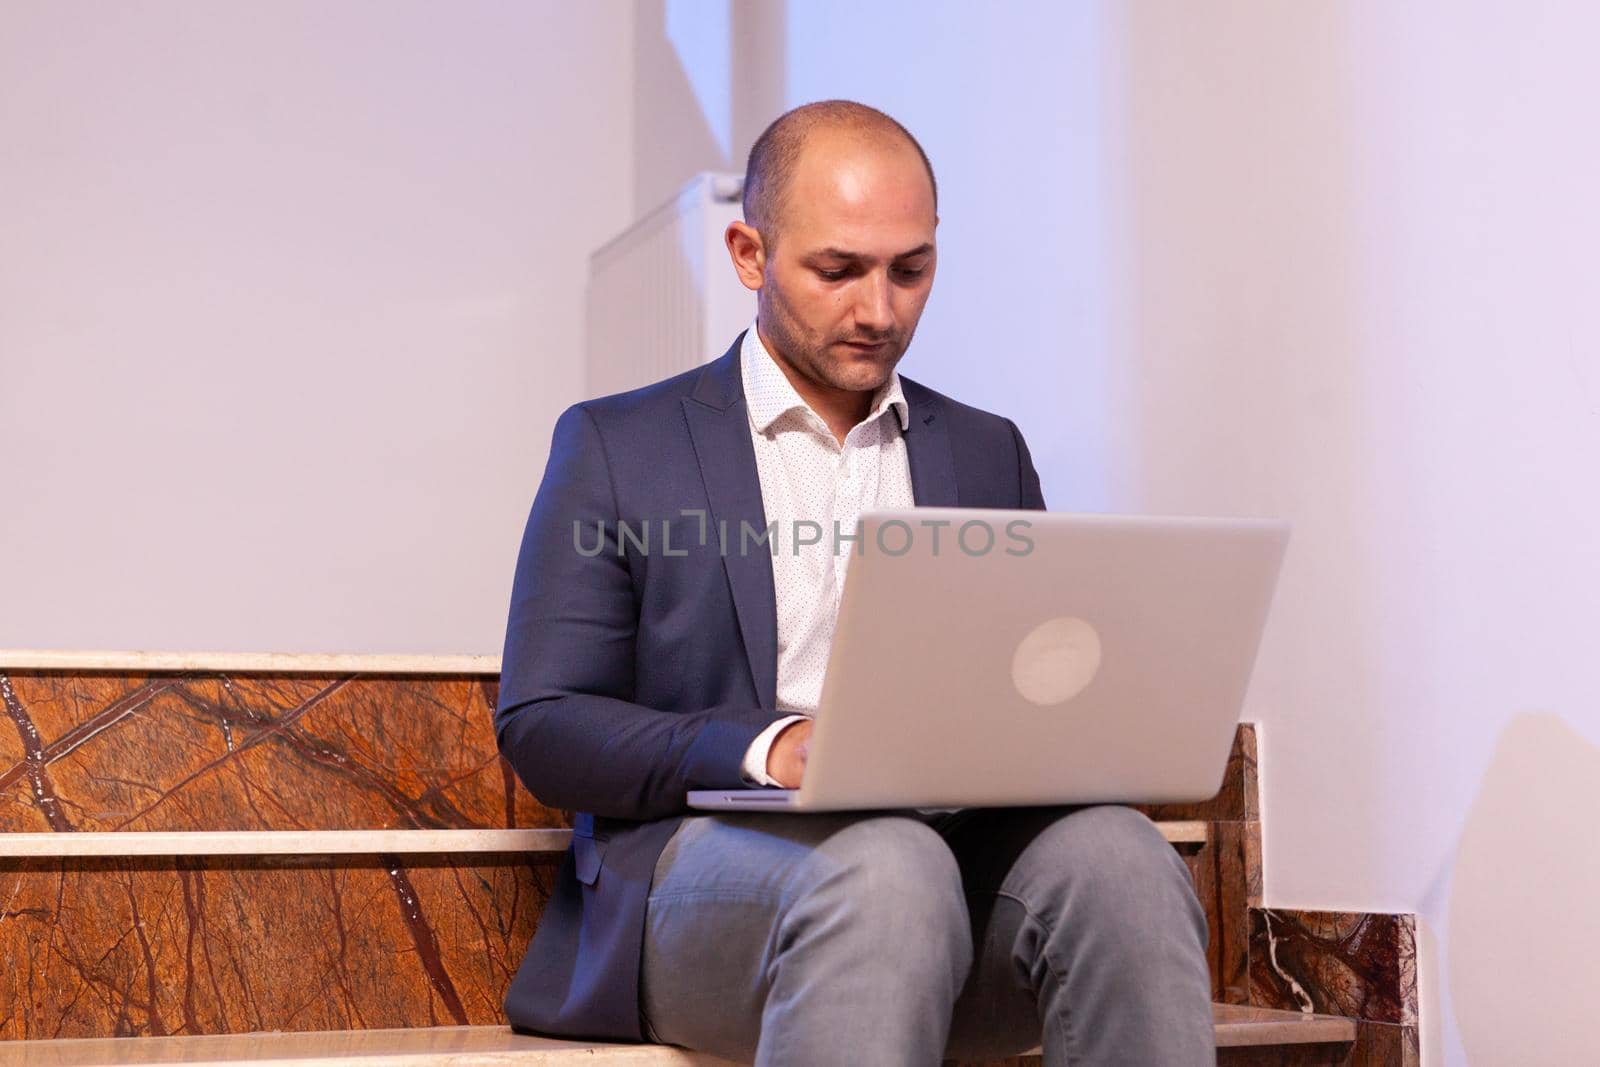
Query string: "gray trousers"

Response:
xmin=639 ymin=804 xmax=1214 ymax=1067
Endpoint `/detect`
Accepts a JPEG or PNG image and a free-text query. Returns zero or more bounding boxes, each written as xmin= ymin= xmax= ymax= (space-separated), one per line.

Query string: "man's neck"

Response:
xmin=757 ymin=325 xmax=874 ymax=446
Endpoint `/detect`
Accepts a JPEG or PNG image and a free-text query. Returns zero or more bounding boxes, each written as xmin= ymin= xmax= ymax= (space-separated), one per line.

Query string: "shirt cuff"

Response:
xmin=740 ymin=714 xmax=812 ymax=786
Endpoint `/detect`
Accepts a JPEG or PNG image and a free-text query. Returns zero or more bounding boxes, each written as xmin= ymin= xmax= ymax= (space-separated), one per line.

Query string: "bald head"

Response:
xmin=742 ymin=100 xmax=938 ymax=250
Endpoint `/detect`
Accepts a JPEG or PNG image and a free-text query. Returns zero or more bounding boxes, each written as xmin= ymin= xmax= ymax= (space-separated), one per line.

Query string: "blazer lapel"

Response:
xmin=900 ymin=377 xmax=959 ymax=507
xmin=682 ymin=335 xmax=779 ymax=710
xmin=679 ymin=347 xmax=960 ymax=709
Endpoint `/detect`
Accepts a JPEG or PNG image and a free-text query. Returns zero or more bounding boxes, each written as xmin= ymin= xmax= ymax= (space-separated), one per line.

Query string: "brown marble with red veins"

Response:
xmin=0 ymin=671 xmax=567 ymax=1041
xmin=0 ymin=854 xmax=556 ymax=1040
xmin=0 ymin=678 xmax=1315 ymax=1046
xmin=0 ymin=672 xmax=560 ymax=833
xmin=1134 ymin=724 xmax=1264 ymax=1006
xmin=1182 ymin=819 xmax=1260 ymax=1005
xmin=1249 ymin=909 xmax=1418 ymax=1028
xmin=1347 ymin=1021 xmax=1420 ymax=1067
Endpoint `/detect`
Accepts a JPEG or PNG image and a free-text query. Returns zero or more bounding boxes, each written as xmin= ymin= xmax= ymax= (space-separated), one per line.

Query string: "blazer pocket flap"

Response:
xmin=572 ymin=833 xmax=602 ymax=886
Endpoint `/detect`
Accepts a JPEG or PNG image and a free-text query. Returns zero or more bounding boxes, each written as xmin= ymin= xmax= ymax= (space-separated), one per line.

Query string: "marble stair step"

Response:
xmin=0 ymin=823 xmax=1210 ymax=1043
xmin=0 ymin=1005 xmax=1356 ymax=1066
xmin=0 ymin=664 xmax=1254 ymax=1045
xmin=0 ymin=667 xmax=1257 ymax=842
xmin=0 ymin=822 xmax=1210 ymax=857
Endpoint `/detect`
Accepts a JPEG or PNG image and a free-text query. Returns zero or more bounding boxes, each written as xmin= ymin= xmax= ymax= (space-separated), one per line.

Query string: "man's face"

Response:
xmin=756 ymin=133 xmax=938 ymax=397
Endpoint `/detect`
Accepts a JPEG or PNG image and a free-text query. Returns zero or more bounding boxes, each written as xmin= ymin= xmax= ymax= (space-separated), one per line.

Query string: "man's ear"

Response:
xmin=725 ymin=221 xmax=767 ymax=292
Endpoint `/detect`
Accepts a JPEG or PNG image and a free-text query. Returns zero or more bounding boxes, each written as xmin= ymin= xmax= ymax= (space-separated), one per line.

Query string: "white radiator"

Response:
xmin=585 ymin=171 xmax=755 ymax=399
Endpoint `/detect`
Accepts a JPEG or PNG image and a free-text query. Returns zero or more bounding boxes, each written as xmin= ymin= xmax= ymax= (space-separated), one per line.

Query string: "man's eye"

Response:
xmin=817 ymin=269 xmax=847 ymax=281
xmin=895 ymin=268 xmax=926 ymax=279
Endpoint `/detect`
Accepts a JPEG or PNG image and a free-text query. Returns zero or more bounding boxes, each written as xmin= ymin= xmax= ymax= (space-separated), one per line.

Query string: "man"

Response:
xmin=496 ymin=100 xmax=1213 ymax=1066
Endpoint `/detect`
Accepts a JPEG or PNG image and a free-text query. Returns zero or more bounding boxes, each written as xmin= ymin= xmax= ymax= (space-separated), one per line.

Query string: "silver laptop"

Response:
xmin=687 ymin=507 xmax=1289 ymax=812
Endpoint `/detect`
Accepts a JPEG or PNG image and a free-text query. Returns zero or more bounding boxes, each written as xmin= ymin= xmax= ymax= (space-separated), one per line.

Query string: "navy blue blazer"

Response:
xmin=495 ymin=330 xmax=1047 ymax=1040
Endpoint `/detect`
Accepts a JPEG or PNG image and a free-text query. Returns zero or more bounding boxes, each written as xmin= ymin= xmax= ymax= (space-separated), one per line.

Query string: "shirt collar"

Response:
xmin=740 ymin=319 xmax=910 ymax=435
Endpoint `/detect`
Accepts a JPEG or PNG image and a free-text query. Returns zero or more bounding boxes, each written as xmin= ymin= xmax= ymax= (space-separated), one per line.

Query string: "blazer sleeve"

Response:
xmin=1006 ymin=417 xmax=1048 ymax=510
xmin=494 ymin=403 xmax=779 ymax=822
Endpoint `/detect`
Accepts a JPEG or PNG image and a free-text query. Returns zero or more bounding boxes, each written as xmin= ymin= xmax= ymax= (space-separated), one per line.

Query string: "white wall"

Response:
xmin=1113 ymin=2 xmax=1600 ymax=1063
xmin=782 ymin=0 xmax=1120 ymax=512
xmin=630 ymin=1 xmax=785 ymax=236
xmin=0 ymin=0 xmax=633 ymax=654
xmin=776 ymin=2 xmax=1599 ymax=1062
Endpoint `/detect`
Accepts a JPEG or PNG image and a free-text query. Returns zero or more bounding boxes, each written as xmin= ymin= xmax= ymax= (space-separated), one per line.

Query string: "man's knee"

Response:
xmin=785 ymin=816 xmax=971 ymax=968
xmin=1019 ymin=805 xmax=1202 ymax=928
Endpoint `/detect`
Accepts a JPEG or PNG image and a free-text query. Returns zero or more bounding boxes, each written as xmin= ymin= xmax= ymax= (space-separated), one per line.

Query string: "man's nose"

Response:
xmin=852 ymin=268 xmax=894 ymax=335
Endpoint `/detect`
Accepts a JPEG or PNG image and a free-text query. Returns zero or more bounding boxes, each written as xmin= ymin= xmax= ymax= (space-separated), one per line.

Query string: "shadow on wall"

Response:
xmin=1449 ymin=712 xmax=1600 ymax=1065
xmin=633 ymin=0 xmax=787 ymax=216
xmin=634 ymin=0 xmax=726 ymax=213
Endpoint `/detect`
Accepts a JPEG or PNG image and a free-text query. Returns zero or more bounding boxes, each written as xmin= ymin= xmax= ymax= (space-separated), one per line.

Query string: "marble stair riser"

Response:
xmin=0 ymin=673 xmax=560 ymax=835
xmin=0 ymin=854 xmax=557 ymax=1040
xmin=2 ymin=669 xmax=1265 ymax=1042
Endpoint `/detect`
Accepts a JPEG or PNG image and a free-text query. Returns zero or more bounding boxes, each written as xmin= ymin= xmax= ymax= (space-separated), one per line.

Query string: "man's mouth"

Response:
xmin=841 ymin=339 xmax=890 ymax=353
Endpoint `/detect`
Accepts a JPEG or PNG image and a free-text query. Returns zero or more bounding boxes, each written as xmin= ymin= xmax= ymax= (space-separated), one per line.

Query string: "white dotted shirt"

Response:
xmin=736 ymin=319 xmax=916 ymax=785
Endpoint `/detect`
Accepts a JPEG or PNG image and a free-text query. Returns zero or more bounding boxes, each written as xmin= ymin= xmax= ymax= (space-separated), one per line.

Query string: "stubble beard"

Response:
xmin=758 ymin=289 xmax=905 ymax=397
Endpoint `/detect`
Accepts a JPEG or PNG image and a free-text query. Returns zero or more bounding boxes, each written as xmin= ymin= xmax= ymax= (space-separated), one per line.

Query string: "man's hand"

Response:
xmin=765 ymin=718 xmax=813 ymax=788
